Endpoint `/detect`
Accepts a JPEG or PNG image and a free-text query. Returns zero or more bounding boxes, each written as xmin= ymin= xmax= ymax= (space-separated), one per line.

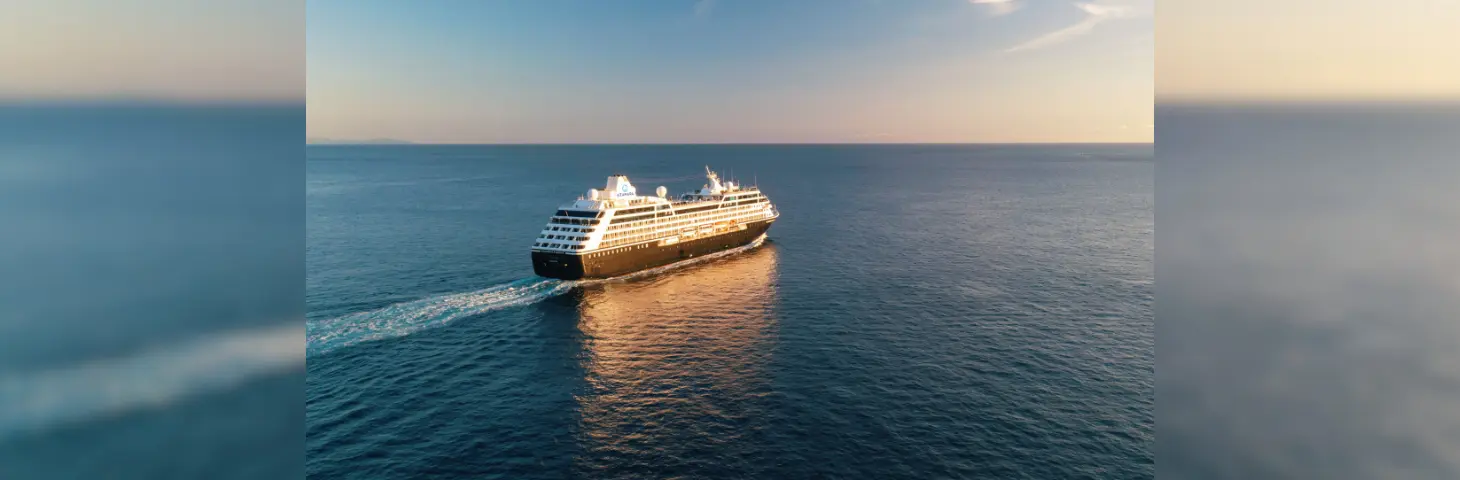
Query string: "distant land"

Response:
xmin=307 ymin=137 xmax=415 ymax=145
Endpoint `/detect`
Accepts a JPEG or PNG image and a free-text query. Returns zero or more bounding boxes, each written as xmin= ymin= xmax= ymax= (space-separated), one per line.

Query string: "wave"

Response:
xmin=306 ymin=234 xmax=770 ymax=357
xmin=0 ymin=323 xmax=304 ymax=440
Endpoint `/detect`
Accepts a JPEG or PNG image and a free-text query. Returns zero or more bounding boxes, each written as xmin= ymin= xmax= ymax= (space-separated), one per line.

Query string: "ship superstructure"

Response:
xmin=531 ymin=167 xmax=778 ymax=279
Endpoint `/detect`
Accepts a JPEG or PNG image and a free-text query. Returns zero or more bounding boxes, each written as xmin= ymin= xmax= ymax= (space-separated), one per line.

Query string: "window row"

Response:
xmin=607 ymin=203 xmax=764 ymax=231
xmin=550 ymin=218 xmax=599 ymax=226
xmin=614 ymin=205 xmax=662 ymax=216
xmin=603 ymin=211 xmax=765 ymax=240
xmin=599 ymin=216 xmax=758 ymax=248
xmin=584 ymin=243 xmax=652 ymax=258
xmin=555 ymin=210 xmax=602 ymax=218
xmin=534 ymin=242 xmax=585 ymax=250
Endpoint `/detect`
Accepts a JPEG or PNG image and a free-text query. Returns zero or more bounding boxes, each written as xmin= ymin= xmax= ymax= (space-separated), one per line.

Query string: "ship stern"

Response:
xmin=531 ymin=250 xmax=587 ymax=280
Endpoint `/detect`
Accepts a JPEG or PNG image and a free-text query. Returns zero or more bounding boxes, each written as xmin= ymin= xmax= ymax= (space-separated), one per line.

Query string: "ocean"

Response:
xmin=6 ymin=104 xmax=1453 ymax=479
xmin=0 ymin=105 xmax=304 ymax=479
xmin=1157 ymin=104 xmax=1460 ymax=479
xmin=305 ymin=144 xmax=1155 ymax=478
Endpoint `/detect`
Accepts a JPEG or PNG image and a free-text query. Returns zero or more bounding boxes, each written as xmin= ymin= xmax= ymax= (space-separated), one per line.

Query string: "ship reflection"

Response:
xmin=571 ymin=243 xmax=780 ymax=472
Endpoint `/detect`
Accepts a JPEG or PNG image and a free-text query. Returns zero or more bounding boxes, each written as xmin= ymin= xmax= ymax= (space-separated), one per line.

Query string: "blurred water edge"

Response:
xmin=1157 ymin=103 xmax=1460 ymax=479
xmin=0 ymin=104 xmax=305 ymax=478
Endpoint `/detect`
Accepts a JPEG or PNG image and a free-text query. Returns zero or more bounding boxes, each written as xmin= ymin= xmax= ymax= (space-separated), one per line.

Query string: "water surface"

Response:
xmin=0 ymin=105 xmax=303 ymax=479
xmin=306 ymin=144 xmax=1154 ymax=478
xmin=1157 ymin=104 xmax=1460 ymax=479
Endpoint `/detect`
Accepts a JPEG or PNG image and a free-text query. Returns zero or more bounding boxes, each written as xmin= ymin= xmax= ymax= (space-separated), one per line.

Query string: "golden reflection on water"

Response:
xmin=572 ymin=244 xmax=780 ymax=462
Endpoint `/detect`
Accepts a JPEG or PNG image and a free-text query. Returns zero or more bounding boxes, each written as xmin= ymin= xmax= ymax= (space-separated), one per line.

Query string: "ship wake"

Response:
xmin=306 ymin=234 xmax=768 ymax=357
xmin=1 ymin=323 xmax=303 ymax=440
xmin=306 ymin=278 xmax=576 ymax=357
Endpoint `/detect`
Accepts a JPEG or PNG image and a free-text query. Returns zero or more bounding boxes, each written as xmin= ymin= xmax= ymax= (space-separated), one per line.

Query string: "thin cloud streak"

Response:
xmin=1005 ymin=2 xmax=1133 ymax=53
xmin=970 ymin=0 xmax=1020 ymax=17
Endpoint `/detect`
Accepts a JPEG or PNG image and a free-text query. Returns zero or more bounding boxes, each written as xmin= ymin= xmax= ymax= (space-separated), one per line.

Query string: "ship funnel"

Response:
xmin=703 ymin=166 xmax=724 ymax=193
xmin=656 ymin=186 xmax=667 ymax=198
xmin=604 ymin=175 xmax=637 ymax=198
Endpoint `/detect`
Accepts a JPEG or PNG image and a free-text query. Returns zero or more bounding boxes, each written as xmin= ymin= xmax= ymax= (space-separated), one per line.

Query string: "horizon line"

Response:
xmin=1155 ymin=96 xmax=1460 ymax=107
xmin=305 ymin=141 xmax=1155 ymax=146
xmin=0 ymin=99 xmax=305 ymax=110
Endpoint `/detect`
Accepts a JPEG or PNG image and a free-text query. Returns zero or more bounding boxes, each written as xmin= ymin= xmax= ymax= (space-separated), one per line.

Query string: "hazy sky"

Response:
xmin=1159 ymin=0 xmax=1460 ymax=101
xmin=1 ymin=0 xmax=301 ymax=102
xmin=307 ymin=0 xmax=1154 ymax=143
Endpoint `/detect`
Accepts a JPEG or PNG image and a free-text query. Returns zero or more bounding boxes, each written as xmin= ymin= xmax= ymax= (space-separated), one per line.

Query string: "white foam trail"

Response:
xmin=305 ymin=278 xmax=578 ymax=356
xmin=305 ymin=234 xmax=770 ymax=356
xmin=0 ymin=237 xmax=771 ymax=440
xmin=0 ymin=323 xmax=304 ymax=440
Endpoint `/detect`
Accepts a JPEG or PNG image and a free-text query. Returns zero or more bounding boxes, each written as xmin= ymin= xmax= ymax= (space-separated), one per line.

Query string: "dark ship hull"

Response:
xmin=532 ymin=219 xmax=773 ymax=280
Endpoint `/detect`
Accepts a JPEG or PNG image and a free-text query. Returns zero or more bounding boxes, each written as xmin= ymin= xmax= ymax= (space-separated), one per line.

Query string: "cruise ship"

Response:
xmin=531 ymin=167 xmax=778 ymax=279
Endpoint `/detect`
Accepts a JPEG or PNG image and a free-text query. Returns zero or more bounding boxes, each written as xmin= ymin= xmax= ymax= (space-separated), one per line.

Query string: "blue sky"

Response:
xmin=307 ymin=0 xmax=1153 ymax=143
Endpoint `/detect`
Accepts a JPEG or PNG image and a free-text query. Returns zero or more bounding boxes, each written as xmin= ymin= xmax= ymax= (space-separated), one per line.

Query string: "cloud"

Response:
xmin=693 ymin=0 xmax=716 ymax=19
xmin=970 ymin=0 xmax=1020 ymax=17
xmin=1004 ymin=2 xmax=1136 ymax=53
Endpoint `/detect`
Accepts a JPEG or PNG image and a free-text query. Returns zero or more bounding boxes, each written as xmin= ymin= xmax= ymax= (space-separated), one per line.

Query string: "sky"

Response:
xmin=6 ymin=1 xmax=1457 ymax=141
xmin=1159 ymin=0 xmax=1460 ymax=102
xmin=307 ymin=0 xmax=1155 ymax=143
xmin=0 ymin=0 xmax=301 ymax=102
